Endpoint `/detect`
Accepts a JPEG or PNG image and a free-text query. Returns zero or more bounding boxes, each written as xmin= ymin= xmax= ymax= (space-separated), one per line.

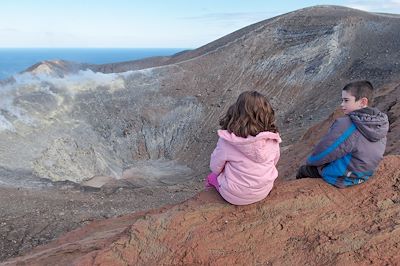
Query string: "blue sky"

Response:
xmin=1 ymin=0 xmax=400 ymax=48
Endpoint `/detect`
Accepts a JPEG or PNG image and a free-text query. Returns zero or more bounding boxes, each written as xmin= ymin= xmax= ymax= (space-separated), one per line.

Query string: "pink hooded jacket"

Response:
xmin=210 ymin=129 xmax=281 ymax=205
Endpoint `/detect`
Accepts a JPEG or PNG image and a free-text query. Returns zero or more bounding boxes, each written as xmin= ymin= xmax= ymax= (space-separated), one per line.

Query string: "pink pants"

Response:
xmin=205 ymin=172 xmax=220 ymax=191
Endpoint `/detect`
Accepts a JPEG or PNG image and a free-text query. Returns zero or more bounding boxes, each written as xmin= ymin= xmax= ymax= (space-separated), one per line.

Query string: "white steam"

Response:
xmin=0 ymin=69 xmax=135 ymax=132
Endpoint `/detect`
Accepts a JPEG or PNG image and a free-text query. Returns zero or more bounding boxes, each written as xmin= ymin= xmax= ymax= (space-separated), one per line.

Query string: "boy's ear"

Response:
xmin=360 ymin=97 xmax=369 ymax=107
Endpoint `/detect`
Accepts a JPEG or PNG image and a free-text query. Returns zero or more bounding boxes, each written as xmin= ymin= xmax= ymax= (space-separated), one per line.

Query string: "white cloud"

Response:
xmin=183 ymin=11 xmax=279 ymax=22
xmin=178 ymin=11 xmax=282 ymax=46
xmin=345 ymin=0 xmax=400 ymax=12
xmin=0 ymin=28 xmax=19 ymax=32
xmin=181 ymin=11 xmax=281 ymax=31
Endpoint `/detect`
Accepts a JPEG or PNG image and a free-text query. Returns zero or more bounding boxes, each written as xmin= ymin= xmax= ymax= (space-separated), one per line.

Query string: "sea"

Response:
xmin=0 ymin=48 xmax=187 ymax=80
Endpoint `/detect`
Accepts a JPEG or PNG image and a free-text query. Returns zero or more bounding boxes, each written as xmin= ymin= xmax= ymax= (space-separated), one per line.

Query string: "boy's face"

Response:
xmin=341 ymin=90 xmax=368 ymax=114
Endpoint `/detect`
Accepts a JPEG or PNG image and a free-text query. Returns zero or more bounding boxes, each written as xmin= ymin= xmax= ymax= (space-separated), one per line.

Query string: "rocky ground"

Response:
xmin=0 ymin=180 xmax=203 ymax=262
xmin=3 ymin=155 xmax=399 ymax=265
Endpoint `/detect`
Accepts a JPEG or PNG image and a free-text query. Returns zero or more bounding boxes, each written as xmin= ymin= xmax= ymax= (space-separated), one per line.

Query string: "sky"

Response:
xmin=1 ymin=0 xmax=400 ymax=49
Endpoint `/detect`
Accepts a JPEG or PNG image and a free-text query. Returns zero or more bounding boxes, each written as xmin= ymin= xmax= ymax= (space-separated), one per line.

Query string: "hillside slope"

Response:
xmin=4 ymin=155 xmax=399 ymax=265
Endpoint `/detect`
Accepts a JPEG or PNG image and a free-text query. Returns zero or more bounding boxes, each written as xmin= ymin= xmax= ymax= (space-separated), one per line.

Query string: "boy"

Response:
xmin=296 ymin=80 xmax=389 ymax=188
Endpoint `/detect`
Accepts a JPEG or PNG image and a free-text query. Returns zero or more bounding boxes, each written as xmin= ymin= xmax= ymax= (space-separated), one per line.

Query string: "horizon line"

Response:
xmin=0 ymin=47 xmax=194 ymax=49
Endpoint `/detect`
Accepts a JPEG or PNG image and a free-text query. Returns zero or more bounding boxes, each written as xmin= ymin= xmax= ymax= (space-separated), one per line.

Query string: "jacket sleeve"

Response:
xmin=210 ymin=138 xmax=227 ymax=174
xmin=307 ymin=119 xmax=356 ymax=166
xmin=274 ymin=145 xmax=280 ymax=165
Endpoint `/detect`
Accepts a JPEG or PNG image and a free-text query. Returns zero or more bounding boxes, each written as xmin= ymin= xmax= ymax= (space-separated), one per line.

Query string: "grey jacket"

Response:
xmin=307 ymin=107 xmax=389 ymax=188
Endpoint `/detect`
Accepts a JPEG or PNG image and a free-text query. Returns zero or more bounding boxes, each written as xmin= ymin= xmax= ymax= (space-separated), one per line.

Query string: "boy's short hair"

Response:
xmin=342 ymin=80 xmax=374 ymax=105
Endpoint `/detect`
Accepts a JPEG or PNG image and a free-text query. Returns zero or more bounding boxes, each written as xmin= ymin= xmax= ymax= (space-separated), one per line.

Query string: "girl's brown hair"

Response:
xmin=219 ymin=91 xmax=278 ymax=138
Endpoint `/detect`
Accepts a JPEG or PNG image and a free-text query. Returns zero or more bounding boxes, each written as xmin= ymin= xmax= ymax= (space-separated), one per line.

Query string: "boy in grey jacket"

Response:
xmin=296 ymin=80 xmax=389 ymax=188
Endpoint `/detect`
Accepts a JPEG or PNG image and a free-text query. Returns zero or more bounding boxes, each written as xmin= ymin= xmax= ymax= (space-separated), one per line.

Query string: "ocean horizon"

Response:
xmin=0 ymin=48 xmax=188 ymax=80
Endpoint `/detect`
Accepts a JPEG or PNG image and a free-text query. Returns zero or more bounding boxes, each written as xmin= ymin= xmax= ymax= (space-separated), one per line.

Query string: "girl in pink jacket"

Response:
xmin=206 ymin=91 xmax=281 ymax=205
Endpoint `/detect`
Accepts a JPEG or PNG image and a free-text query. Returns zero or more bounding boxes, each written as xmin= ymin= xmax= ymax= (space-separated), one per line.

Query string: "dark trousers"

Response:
xmin=296 ymin=165 xmax=322 ymax=179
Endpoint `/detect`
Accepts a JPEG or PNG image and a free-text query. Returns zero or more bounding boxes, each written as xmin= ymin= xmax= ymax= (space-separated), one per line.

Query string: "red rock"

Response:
xmin=4 ymin=155 xmax=400 ymax=265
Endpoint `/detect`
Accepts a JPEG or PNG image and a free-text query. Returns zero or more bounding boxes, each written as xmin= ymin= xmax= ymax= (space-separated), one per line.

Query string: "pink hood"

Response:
xmin=210 ymin=130 xmax=281 ymax=205
xmin=217 ymin=130 xmax=281 ymax=163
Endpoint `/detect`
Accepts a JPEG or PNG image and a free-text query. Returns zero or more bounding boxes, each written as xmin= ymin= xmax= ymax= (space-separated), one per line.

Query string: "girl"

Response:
xmin=206 ymin=91 xmax=281 ymax=205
